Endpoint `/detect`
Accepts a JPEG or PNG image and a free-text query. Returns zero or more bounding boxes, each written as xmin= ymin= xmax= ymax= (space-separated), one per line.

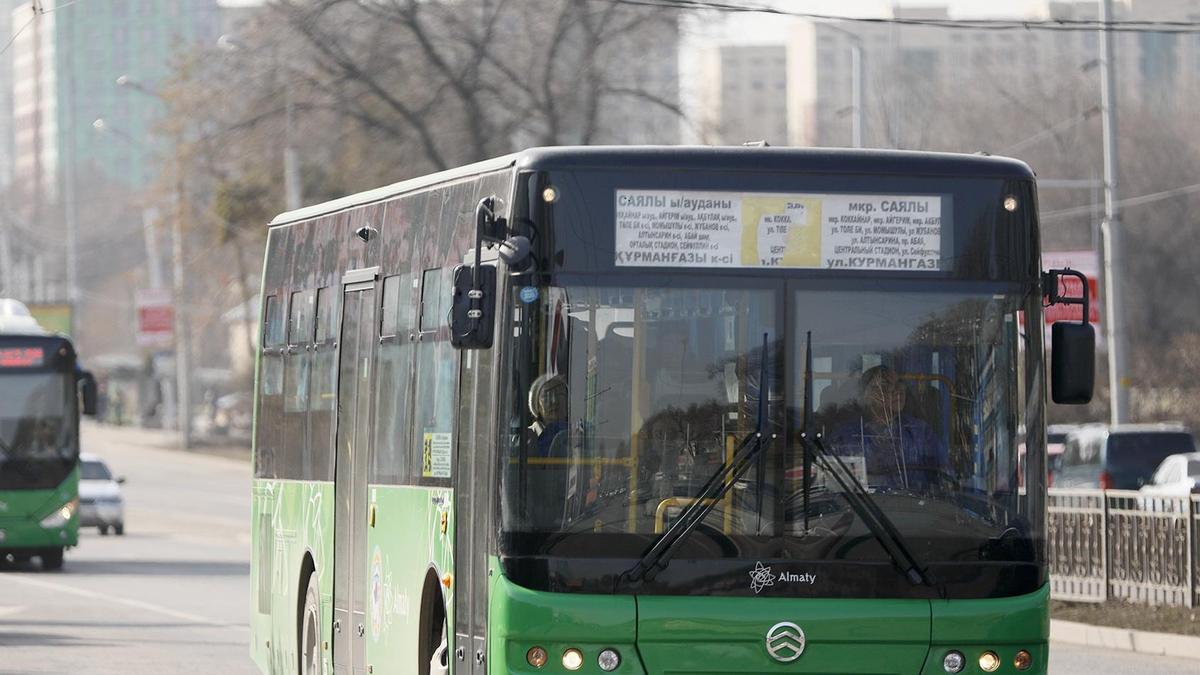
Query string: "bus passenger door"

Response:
xmin=333 ymin=277 xmax=377 ymax=675
xmin=453 ymin=310 xmax=498 ymax=674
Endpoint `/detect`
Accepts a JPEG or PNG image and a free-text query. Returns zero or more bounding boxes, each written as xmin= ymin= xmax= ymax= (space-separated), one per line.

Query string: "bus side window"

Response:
xmin=309 ymin=287 xmax=337 ymax=481
xmin=257 ymin=294 xmax=286 ymax=479
xmin=373 ymin=274 xmax=417 ymax=484
xmin=412 ymin=268 xmax=457 ymax=482
xmin=283 ymin=289 xmax=314 ymax=479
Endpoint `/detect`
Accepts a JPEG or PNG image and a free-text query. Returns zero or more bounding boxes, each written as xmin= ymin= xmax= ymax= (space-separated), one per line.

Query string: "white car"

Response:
xmin=78 ymin=453 xmax=125 ymax=535
xmin=1137 ymin=452 xmax=1200 ymax=512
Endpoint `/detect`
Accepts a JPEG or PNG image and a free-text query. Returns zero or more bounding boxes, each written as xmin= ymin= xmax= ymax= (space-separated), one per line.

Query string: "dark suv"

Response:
xmin=1055 ymin=424 xmax=1198 ymax=490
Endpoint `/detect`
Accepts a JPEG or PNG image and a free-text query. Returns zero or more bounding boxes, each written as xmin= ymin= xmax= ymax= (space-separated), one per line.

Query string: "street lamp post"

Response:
xmin=111 ymin=77 xmax=194 ymax=449
xmin=1098 ymin=0 xmax=1128 ymax=425
xmin=822 ymin=23 xmax=865 ymax=148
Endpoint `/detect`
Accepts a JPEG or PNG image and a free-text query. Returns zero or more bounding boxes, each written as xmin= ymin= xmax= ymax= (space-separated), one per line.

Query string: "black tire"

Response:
xmin=99 ymin=525 xmax=109 ymax=535
xmin=114 ymin=523 xmax=125 ymax=536
xmin=299 ymin=573 xmax=321 ymax=675
xmin=41 ymin=547 xmax=64 ymax=571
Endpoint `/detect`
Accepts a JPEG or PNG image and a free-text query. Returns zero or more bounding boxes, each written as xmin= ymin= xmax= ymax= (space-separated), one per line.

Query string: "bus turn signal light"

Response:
xmin=526 ymin=646 xmax=547 ymax=669
xmin=1014 ymin=650 xmax=1032 ymax=670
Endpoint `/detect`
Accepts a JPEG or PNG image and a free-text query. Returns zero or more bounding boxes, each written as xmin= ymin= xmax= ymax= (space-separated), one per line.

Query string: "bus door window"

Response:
xmin=308 ymin=287 xmax=337 ymax=480
xmin=373 ymin=274 xmax=417 ymax=484
xmin=412 ymin=268 xmax=457 ymax=482
xmin=284 ymin=290 xmax=314 ymax=478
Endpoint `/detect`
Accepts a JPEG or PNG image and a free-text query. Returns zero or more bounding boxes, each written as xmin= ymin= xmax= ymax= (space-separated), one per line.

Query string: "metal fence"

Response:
xmin=1048 ymin=488 xmax=1200 ymax=607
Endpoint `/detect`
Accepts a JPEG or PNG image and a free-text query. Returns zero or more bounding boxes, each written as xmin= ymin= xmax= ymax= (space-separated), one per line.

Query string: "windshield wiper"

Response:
xmin=798 ymin=330 xmax=933 ymax=589
xmin=621 ymin=333 xmax=774 ymax=585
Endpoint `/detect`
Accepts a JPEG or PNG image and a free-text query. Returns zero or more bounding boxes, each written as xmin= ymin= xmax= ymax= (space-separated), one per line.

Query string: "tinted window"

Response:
xmin=412 ymin=269 xmax=457 ymax=482
xmin=1187 ymin=460 xmax=1200 ymax=478
xmin=257 ymin=295 xmax=286 ymax=478
xmin=1108 ymin=433 xmax=1197 ymax=487
xmin=263 ymin=295 xmax=285 ymax=347
xmin=309 ymin=287 xmax=337 ymax=480
xmin=373 ymin=273 xmax=417 ymax=484
xmin=80 ymin=460 xmax=112 ymax=480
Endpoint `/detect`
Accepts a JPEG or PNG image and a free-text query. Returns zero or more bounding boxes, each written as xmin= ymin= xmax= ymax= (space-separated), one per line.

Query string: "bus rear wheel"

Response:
xmin=299 ymin=574 xmax=321 ymax=675
xmin=41 ymin=547 xmax=64 ymax=571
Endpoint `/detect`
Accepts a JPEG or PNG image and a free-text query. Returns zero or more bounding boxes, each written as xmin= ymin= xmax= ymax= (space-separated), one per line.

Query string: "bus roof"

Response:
xmin=0 ymin=298 xmax=48 ymax=335
xmin=268 ymin=146 xmax=1034 ymax=228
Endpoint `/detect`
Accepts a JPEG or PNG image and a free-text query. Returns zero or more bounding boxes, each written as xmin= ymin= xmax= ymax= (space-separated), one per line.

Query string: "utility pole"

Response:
xmin=1099 ymin=0 xmax=1128 ymax=424
xmin=171 ymin=129 xmax=193 ymax=449
xmin=850 ymin=42 xmax=864 ymax=148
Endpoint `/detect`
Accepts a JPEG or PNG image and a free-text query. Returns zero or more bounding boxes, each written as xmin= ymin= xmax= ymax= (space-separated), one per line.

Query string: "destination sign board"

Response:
xmin=614 ymin=190 xmax=943 ymax=272
xmin=0 ymin=346 xmax=46 ymax=368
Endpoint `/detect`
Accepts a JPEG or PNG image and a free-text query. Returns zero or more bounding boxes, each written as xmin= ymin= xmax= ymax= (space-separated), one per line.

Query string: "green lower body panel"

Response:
xmin=0 ymin=517 xmax=78 ymax=550
xmin=489 ymin=575 xmax=1050 ymax=675
xmin=0 ymin=478 xmax=80 ymax=552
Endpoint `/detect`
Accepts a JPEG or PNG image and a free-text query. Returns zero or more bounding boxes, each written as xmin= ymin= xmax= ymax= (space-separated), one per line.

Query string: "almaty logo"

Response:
xmin=749 ymin=561 xmax=776 ymax=594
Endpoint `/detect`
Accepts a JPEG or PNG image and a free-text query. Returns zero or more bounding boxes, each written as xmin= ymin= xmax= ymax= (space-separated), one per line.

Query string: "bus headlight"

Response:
xmin=562 ymin=648 xmax=584 ymax=671
xmin=597 ymin=648 xmax=621 ymax=672
xmin=942 ymin=650 xmax=965 ymax=673
xmin=39 ymin=498 xmax=78 ymax=528
xmin=978 ymin=651 xmax=1001 ymax=672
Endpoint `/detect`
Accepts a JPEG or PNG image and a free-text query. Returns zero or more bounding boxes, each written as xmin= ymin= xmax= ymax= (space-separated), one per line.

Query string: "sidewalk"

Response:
xmin=1051 ymin=619 xmax=1200 ymax=661
xmin=82 ymin=421 xmax=251 ymax=462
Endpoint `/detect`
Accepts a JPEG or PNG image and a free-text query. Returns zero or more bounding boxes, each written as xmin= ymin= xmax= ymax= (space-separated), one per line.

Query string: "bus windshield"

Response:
xmin=0 ymin=372 xmax=77 ymax=482
xmin=501 ymin=280 xmax=1043 ymax=576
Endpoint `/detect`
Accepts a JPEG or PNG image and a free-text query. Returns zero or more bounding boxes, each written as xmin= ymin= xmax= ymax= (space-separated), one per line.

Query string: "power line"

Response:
xmin=606 ymin=0 xmax=1200 ymax=34
xmin=1040 ymin=182 xmax=1200 ymax=221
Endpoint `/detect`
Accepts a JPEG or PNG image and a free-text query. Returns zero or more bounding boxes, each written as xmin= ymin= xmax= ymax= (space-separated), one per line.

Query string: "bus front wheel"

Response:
xmin=299 ymin=574 xmax=322 ymax=675
xmin=40 ymin=547 xmax=64 ymax=571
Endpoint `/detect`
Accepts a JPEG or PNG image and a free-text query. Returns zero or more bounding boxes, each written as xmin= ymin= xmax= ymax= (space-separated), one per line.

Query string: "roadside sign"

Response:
xmin=136 ymin=288 xmax=174 ymax=348
xmin=1042 ymin=250 xmax=1100 ymax=325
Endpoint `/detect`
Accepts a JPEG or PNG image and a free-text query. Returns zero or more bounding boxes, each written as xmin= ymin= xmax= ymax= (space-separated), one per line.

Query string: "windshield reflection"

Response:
xmin=0 ymin=372 xmax=74 ymax=461
xmin=501 ymin=283 xmax=1042 ymax=564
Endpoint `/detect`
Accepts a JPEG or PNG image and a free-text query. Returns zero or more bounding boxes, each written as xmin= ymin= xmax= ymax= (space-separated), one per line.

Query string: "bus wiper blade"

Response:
xmin=801 ymin=432 xmax=932 ymax=588
xmin=621 ymin=333 xmax=773 ymax=585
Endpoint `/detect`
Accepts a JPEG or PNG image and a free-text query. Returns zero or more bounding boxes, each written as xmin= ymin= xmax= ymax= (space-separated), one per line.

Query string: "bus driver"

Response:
xmin=824 ymin=365 xmax=950 ymax=492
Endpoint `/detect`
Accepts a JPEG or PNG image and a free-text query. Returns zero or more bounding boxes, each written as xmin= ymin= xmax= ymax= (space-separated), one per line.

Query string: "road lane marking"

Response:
xmin=0 ymin=604 xmax=27 ymax=618
xmin=1 ymin=575 xmax=245 ymax=633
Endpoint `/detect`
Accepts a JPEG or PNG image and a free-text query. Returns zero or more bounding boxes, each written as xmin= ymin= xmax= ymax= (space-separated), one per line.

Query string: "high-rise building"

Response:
xmin=784 ymin=1 xmax=1198 ymax=148
xmin=9 ymin=0 xmax=221 ymax=203
xmin=699 ymin=44 xmax=789 ymax=146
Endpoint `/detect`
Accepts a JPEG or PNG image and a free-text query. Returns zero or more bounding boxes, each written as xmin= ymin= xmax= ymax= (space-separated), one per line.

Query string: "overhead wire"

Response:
xmin=603 ymin=0 xmax=1200 ymax=34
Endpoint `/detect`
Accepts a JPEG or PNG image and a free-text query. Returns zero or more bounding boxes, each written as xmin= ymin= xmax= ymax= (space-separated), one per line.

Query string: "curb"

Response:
xmin=1051 ymin=619 xmax=1200 ymax=661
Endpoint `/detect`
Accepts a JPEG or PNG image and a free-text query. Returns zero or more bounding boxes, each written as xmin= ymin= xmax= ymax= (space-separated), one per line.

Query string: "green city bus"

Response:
xmin=250 ymin=147 xmax=1092 ymax=675
xmin=0 ymin=299 xmax=97 ymax=570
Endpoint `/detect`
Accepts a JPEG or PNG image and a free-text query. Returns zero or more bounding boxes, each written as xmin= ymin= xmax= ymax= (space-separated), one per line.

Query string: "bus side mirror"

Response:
xmin=1044 ymin=268 xmax=1095 ymax=405
xmin=1051 ymin=322 xmax=1094 ymax=404
xmin=451 ymin=263 xmax=496 ymax=349
xmin=79 ymin=370 xmax=99 ymax=416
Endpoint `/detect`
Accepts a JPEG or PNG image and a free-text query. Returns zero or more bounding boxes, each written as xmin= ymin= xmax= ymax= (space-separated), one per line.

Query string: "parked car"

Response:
xmin=1055 ymin=423 xmax=1198 ymax=490
xmin=1045 ymin=423 xmax=1078 ymax=485
xmin=1139 ymin=452 xmax=1200 ymax=497
xmin=78 ymin=453 xmax=125 ymax=535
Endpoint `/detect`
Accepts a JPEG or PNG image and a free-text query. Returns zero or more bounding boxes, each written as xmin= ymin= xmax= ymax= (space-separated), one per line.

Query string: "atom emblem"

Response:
xmin=749 ymin=561 xmax=776 ymax=594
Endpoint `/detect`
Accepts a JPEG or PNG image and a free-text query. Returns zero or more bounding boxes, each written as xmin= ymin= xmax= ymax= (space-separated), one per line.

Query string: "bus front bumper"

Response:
xmin=0 ymin=517 xmax=79 ymax=551
xmin=489 ymin=574 xmax=1050 ymax=675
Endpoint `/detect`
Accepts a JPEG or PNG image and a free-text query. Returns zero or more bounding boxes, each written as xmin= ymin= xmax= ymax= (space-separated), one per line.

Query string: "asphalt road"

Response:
xmin=0 ymin=422 xmax=256 ymax=674
xmin=2 ymin=423 xmax=1196 ymax=674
